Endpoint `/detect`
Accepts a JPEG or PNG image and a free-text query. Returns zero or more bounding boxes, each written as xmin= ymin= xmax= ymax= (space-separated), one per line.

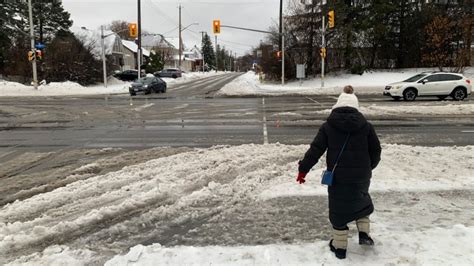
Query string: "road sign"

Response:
xmin=35 ymin=43 xmax=45 ymax=50
xmin=297 ymin=64 xmax=305 ymax=79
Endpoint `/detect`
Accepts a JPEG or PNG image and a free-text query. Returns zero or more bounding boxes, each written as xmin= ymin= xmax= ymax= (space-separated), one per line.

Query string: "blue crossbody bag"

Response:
xmin=321 ymin=134 xmax=350 ymax=186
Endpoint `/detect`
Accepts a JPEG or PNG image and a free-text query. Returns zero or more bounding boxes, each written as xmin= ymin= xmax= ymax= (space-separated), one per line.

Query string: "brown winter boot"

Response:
xmin=329 ymin=226 xmax=348 ymax=259
xmin=356 ymin=216 xmax=374 ymax=246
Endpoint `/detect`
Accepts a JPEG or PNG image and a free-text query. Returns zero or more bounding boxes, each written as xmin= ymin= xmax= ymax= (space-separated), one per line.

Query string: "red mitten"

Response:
xmin=297 ymin=172 xmax=307 ymax=184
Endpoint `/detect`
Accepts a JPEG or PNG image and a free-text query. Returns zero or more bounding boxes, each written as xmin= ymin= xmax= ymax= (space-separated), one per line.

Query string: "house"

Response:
xmin=185 ymin=45 xmax=203 ymax=71
xmin=71 ymin=27 xmax=125 ymax=72
xmin=141 ymin=34 xmax=201 ymax=72
xmin=142 ymin=34 xmax=177 ymax=69
xmin=121 ymin=40 xmax=151 ymax=71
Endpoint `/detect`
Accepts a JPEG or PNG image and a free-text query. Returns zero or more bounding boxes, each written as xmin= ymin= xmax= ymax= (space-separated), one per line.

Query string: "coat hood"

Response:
xmin=327 ymin=107 xmax=368 ymax=133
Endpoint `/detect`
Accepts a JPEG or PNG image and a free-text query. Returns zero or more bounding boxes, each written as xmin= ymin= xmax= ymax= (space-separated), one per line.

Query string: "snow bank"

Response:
xmin=311 ymin=103 xmax=474 ymax=116
xmin=0 ymin=78 xmax=129 ymax=97
xmin=217 ymin=68 xmax=474 ymax=96
xmin=1 ymin=144 xmax=473 ymax=265
xmin=106 ymin=224 xmax=474 ymax=266
xmin=0 ymin=72 xmax=226 ymax=97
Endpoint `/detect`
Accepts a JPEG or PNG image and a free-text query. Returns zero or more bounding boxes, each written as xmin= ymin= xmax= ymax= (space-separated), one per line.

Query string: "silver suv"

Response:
xmin=154 ymin=68 xmax=183 ymax=79
xmin=384 ymin=72 xmax=472 ymax=101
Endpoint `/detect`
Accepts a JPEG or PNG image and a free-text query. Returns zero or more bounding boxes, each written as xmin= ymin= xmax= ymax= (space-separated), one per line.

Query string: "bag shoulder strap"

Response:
xmin=331 ymin=134 xmax=350 ymax=172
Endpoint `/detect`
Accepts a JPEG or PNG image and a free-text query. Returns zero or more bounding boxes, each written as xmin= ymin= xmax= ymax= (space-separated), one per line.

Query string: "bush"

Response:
xmin=41 ymin=32 xmax=103 ymax=86
xmin=350 ymin=64 xmax=366 ymax=75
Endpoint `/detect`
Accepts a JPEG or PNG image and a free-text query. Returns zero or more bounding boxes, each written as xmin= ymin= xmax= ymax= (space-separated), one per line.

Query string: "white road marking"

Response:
xmin=461 ymin=130 xmax=474 ymax=133
xmin=134 ymin=103 xmax=155 ymax=112
xmin=262 ymin=98 xmax=269 ymax=145
xmin=305 ymin=97 xmax=323 ymax=106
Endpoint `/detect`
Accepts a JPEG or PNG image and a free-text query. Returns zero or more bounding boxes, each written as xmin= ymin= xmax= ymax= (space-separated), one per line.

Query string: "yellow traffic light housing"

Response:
xmin=28 ymin=51 xmax=35 ymax=61
xmin=213 ymin=20 xmax=221 ymax=34
xmin=129 ymin=23 xmax=138 ymax=38
xmin=320 ymin=47 xmax=326 ymax=58
xmin=328 ymin=10 xmax=335 ymax=28
xmin=276 ymin=51 xmax=282 ymax=60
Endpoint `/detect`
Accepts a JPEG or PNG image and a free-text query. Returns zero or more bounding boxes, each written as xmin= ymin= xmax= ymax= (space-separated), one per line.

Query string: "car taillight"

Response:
xmin=466 ymin=79 xmax=471 ymax=84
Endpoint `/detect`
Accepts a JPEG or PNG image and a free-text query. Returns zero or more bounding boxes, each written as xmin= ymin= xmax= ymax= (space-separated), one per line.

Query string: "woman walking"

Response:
xmin=296 ymin=86 xmax=381 ymax=259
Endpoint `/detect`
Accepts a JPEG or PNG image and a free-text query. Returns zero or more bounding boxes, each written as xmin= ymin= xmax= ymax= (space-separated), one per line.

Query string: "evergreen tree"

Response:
xmin=29 ymin=0 xmax=73 ymax=44
xmin=0 ymin=1 xmax=27 ymax=73
xmin=201 ymin=33 xmax=215 ymax=69
xmin=43 ymin=32 xmax=102 ymax=86
xmin=145 ymin=52 xmax=165 ymax=73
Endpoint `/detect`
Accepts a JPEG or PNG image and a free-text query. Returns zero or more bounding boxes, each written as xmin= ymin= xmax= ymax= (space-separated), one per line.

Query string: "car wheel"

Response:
xmin=172 ymin=74 xmax=177 ymax=79
xmin=145 ymin=89 xmax=151 ymax=95
xmin=130 ymin=92 xmax=136 ymax=96
xmin=403 ymin=88 xmax=417 ymax=101
xmin=392 ymin=96 xmax=401 ymax=101
xmin=437 ymin=95 xmax=447 ymax=100
xmin=451 ymin=88 xmax=466 ymax=101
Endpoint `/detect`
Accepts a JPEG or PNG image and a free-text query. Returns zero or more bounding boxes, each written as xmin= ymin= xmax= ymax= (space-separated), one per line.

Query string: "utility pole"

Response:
xmin=279 ymin=0 xmax=283 ymax=52
xmin=282 ymin=35 xmax=285 ymax=85
xmin=27 ymin=0 xmax=38 ymax=89
xmin=101 ymin=26 xmax=107 ymax=88
xmin=321 ymin=4 xmax=325 ymax=88
xmin=200 ymin=31 xmax=206 ymax=73
xmin=178 ymin=4 xmax=182 ymax=69
xmin=137 ymin=0 xmax=142 ymax=79
xmin=215 ymin=35 xmax=218 ymax=73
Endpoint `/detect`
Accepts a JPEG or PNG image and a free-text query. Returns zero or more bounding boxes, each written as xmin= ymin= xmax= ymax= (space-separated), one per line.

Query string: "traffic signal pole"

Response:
xmin=215 ymin=35 xmax=218 ymax=73
xmin=101 ymin=26 xmax=108 ymax=88
xmin=27 ymin=0 xmax=38 ymax=90
xmin=137 ymin=0 xmax=142 ymax=79
xmin=219 ymin=24 xmax=286 ymax=85
xmin=321 ymin=10 xmax=325 ymax=88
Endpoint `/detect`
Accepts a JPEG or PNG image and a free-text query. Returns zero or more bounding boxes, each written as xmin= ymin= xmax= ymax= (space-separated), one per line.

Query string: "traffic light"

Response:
xmin=28 ymin=51 xmax=35 ymax=61
xmin=328 ymin=10 xmax=335 ymax=28
xmin=36 ymin=50 xmax=43 ymax=61
xmin=213 ymin=20 xmax=220 ymax=34
xmin=320 ymin=47 xmax=326 ymax=58
xmin=276 ymin=51 xmax=282 ymax=60
xmin=129 ymin=23 xmax=138 ymax=38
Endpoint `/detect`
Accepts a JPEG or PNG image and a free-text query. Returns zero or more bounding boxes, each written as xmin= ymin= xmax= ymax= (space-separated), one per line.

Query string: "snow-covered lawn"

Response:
xmin=2 ymin=144 xmax=473 ymax=265
xmin=217 ymin=68 xmax=474 ymax=96
xmin=0 ymin=72 xmax=225 ymax=97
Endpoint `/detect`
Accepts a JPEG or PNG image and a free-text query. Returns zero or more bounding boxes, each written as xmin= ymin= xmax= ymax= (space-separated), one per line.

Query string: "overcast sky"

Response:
xmin=62 ymin=0 xmax=284 ymax=56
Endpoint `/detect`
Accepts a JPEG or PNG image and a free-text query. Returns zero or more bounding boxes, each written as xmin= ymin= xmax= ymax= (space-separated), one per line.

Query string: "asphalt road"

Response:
xmin=0 ymin=73 xmax=473 ymax=155
xmin=1 ymin=73 xmax=473 ymax=264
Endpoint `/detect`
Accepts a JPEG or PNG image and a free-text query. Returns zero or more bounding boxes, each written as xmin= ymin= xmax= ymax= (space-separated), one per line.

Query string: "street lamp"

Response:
xmin=179 ymin=22 xmax=198 ymax=69
xmin=101 ymin=26 xmax=129 ymax=88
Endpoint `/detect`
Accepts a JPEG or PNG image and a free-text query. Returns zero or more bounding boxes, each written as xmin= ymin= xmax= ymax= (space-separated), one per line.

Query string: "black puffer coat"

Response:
xmin=299 ymin=107 xmax=381 ymax=227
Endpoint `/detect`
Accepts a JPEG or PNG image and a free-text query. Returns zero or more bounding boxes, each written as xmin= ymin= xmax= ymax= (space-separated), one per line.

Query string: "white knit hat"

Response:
xmin=332 ymin=92 xmax=360 ymax=110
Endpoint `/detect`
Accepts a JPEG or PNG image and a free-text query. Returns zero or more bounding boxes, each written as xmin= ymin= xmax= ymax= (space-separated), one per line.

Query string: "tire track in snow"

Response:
xmin=0 ymin=144 xmax=303 ymax=264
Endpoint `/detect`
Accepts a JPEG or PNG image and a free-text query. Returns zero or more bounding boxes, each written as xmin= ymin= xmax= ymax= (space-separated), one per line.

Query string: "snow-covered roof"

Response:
xmin=122 ymin=40 xmax=151 ymax=57
xmin=71 ymin=27 xmax=121 ymax=59
xmin=166 ymin=37 xmax=182 ymax=50
xmin=141 ymin=34 xmax=175 ymax=49
xmin=173 ymin=54 xmax=195 ymax=62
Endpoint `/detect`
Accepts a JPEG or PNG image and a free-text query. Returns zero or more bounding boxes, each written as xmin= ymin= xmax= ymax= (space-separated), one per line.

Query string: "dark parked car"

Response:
xmin=114 ymin=70 xmax=139 ymax=81
xmin=129 ymin=76 xmax=167 ymax=96
xmin=154 ymin=68 xmax=182 ymax=79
